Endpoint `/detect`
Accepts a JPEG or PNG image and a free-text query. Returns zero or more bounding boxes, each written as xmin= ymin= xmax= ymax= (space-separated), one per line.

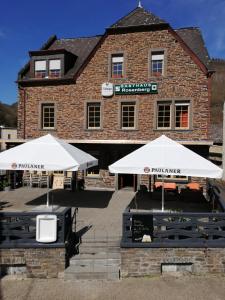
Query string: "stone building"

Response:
xmin=0 ymin=126 xmax=17 ymax=151
xmin=17 ymin=6 xmax=213 ymax=189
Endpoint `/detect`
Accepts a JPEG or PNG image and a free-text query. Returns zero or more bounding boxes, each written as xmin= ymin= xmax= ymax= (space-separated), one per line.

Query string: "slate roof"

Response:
xmin=109 ymin=7 xmax=167 ymax=29
xmin=48 ymin=36 xmax=102 ymax=79
xmin=18 ymin=8 xmax=210 ymax=83
xmin=19 ymin=36 xmax=102 ymax=81
xmin=176 ymin=27 xmax=210 ymax=67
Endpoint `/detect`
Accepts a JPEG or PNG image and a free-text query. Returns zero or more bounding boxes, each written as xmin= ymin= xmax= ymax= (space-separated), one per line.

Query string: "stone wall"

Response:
xmin=0 ymin=248 xmax=66 ymax=278
xmin=121 ymin=248 xmax=225 ymax=277
xmin=17 ymin=28 xmax=210 ymax=189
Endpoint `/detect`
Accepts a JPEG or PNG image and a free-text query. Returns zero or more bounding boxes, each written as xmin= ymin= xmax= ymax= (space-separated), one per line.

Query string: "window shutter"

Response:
xmin=35 ymin=60 xmax=46 ymax=71
xmin=112 ymin=56 xmax=124 ymax=63
xmin=152 ymin=54 xmax=164 ymax=61
xmin=49 ymin=59 xmax=61 ymax=70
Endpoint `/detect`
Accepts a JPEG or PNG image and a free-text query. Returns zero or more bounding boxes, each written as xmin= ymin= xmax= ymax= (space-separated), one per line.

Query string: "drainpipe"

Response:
xmin=18 ymin=86 xmax=26 ymax=139
xmin=222 ymin=102 xmax=225 ymax=180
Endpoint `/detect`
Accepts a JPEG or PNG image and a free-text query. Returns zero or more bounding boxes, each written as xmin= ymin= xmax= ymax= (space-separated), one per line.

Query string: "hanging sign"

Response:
xmin=101 ymin=82 xmax=114 ymax=97
xmin=115 ymin=83 xmax=158 ymax=95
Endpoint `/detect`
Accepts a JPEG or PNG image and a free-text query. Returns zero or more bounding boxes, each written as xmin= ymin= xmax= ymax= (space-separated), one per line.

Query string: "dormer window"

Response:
xmin=35 ymin=60 xmax=47 ymax=78
xmin=30 ymin=49 xmax=77 ymax=80
xmin=34 ymin=59 xmax=61 ymax=79
xmin=49 ymin=59 xmax=61 ymax=78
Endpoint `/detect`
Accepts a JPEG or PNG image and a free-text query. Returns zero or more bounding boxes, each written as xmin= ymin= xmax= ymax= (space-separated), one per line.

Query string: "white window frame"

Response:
xmin=35 ymin=60 xmax=47 ymax=71
xmin=111 ymin=54 xmax=124 ymax=78
xmin=35 ymin=60 xmax=47 ymax=78
xmin=157 ymin=103 xmax=172 ymax=129
xmin=175 ymin=103 xmax=190 ymax=130
xmin=121 ymin=102 xmax=136 ymax=129
xmin=49 ymin=59 xmax=61 ymax=78
xmin=42 ymin=104 xmax=55 ymax=129
xmin=151 ymin=51 xmax=164 ymax=76
xmin=87 ymin=103 xmax=101 ymax=129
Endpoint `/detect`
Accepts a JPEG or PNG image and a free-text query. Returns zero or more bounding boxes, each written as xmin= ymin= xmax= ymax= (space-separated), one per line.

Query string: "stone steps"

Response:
xmin=64 ymin=237 xmax=121 ymax=281
xmin=65 ymin=271 xmax=120 ymax=281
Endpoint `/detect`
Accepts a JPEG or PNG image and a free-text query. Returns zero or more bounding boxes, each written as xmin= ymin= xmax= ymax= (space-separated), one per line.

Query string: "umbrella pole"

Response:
xmin=47 ymin=173 xmax=50 ymax=207
xmin=162 ymin=175 xmax=165 ymax=212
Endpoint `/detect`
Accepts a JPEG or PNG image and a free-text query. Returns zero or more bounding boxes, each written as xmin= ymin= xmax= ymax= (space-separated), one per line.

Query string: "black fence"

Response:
xmin=0 ymin=207 xmax=72 ymax=248
xmin=121 ymin=181 xmax=225 ymax=248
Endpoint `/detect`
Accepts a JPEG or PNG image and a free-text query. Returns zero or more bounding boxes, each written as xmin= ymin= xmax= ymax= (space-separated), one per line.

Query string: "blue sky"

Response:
xmin=0 ymin=0 xmax=225 ymax=104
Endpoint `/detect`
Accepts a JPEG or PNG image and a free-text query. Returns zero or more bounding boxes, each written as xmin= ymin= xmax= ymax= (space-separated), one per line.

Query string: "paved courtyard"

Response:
xmin=0 ymin=187 xmax=135 ymax=238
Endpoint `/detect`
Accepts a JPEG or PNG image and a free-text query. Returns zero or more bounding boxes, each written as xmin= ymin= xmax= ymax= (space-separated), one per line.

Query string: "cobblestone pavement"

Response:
xmin=1 ymin=275 xmax=225 ymax=300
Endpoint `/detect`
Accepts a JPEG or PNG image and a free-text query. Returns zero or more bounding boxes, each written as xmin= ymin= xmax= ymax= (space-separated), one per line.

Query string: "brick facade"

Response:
xmin=18 ymin=30 xmax=209 ymax=141
xmin=17 ymin=14 xmax=211 ymax=190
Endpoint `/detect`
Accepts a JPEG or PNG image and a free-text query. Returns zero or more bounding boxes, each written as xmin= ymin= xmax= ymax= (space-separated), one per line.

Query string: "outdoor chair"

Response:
xmin=31 ymin=175 xmax=40 ymax=187
xmin=64 ymin=177 xmax=72 ymax=190
xmin=154 ymin=182 xmax=178 ymax=201
xmin=22 ymin=173 xmax=31 ymax=187
xmin=39 ymin=175 xmax=48 ymax=188
xmin=154 ymin=182 xmax=177 ymax=191
xmin=180 ymin=182 xmax=203 ymax=202
xmin=186 ymin=182 xmax=203 ymax=192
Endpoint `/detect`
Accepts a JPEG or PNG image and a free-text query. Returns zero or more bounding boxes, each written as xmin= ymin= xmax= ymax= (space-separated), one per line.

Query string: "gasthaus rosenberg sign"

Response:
xmin=115 ymin=83 xmax=158 ymax=95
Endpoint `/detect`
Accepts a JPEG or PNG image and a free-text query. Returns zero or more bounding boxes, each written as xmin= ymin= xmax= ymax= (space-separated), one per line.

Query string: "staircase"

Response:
xmin=64 ymin=235 xmax=121 ymax=280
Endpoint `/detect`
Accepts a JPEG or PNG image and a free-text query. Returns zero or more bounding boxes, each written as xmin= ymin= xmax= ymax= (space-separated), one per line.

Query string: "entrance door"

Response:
xmin=119 ymin=174 xmax=137 ymax=191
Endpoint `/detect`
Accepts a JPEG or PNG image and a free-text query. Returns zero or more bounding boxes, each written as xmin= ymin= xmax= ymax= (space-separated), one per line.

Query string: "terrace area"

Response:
xmin=0 ymin=180 xmax=224 ymax=249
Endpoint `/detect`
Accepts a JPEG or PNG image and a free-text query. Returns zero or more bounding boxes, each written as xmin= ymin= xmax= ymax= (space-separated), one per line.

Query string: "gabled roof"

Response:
xmin=176 ymin=27 xmax=210 ymax=67
xmin=109 ymin=6 xmax=167 ymax=29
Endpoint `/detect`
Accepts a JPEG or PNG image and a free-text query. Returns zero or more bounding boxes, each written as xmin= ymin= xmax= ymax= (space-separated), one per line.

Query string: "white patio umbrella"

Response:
xmin=109 ymin=135 xmax=223 ymax=211
xmin=0 ymin=134 xmax=98 ymax=206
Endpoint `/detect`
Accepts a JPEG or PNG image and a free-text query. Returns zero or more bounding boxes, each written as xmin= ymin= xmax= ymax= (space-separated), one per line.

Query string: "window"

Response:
xmin=86 ymin=166 xmax=100 ymax=177
xmin=87 ymin=103 xmax=101 ymax=129
xmin=156 ymin=101 xmax=190 ymax=130
xmin=151 ymin=51 xmax=164 ymax=76
xmin=34 ymin=59 xmax=61 ymax=79
xmin=86 ymin=151 xmax=100 ymax=177
xmin=157 ymin=103 xmax=171 ymax=129
xmin=7 ymin=134 xmax=11 ymax=139
xmin=175 ymin=103 xmax=189 ymax=129
xmin=35 ymin=60 xmax=47 ymax=78
xmin=49 ymin=59 xmax=61 ymax=78
xmin=111 ymin=54 xmax=124 ymax=78
xmin=157 ymin=175 xmax=189 ymax=182
xmin=121 ymin=102 xmax=136 ymax=129
xmin=42 ymin=104 xmax=55 ymax=129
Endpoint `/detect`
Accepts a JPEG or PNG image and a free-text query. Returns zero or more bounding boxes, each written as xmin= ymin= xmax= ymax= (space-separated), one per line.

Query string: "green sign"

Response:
xmin=115 ymin=83 xmax=158 ymax=95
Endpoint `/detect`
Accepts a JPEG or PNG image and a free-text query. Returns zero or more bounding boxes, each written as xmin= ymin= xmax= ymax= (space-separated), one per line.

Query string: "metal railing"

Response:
xmin=0 ymin=207 xmax=71 ymax=248
xmin=121 ymin=181 xmax=225 ymax=248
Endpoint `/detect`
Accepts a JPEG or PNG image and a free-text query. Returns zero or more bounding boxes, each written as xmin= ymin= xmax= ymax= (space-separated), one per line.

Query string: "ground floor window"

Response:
xmin=86 ymin=150 xmax=100 ymax=177
xmin=156 ymin=100 xmax=190 ymax=130
xmin=156 ymin=174 xmax=189 ymax=182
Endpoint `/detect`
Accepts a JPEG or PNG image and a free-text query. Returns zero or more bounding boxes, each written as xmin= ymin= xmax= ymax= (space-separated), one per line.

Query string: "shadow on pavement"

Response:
xmin=128 ymin=190 xmax=211 ymax=212
xmin=26 ymin=189 xmax=114 ymax=208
